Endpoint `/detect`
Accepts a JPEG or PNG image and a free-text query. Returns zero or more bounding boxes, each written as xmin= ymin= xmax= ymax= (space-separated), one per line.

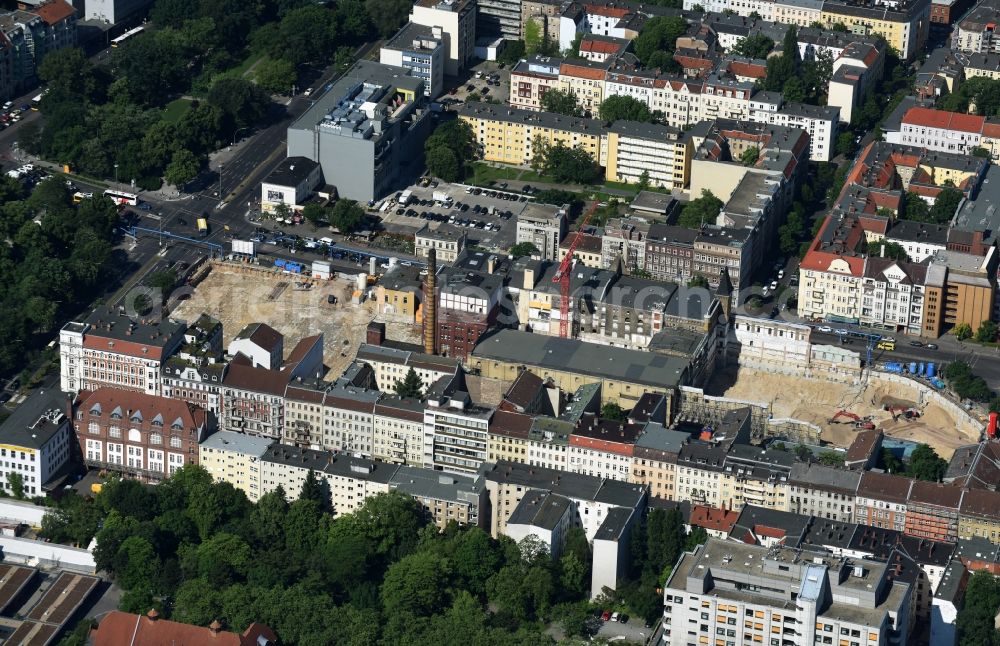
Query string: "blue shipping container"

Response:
xmin=927 ymin=363 xmax=936 ymax=378
xmin=909 ymin=362 xmax=918 ymax=374
xmin=275 ymin=259 xmax=286 ymax=268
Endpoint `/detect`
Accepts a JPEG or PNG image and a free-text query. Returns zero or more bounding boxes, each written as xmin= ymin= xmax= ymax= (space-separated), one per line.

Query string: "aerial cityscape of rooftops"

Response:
xmin=8 ymin=0 xmax=1000 ymax=643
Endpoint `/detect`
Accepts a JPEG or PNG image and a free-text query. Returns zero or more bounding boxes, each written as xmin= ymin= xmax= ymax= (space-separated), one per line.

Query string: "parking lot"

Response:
xmin=591 ymin=612 xmax=655 ymax=644
xmin=377 ymin=180 xmax=540 ymax=252
xmin=442 ymin=61 xmax=510 ymax=106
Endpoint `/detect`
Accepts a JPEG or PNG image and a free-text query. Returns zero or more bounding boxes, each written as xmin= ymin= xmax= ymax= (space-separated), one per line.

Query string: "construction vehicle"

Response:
xmin=830 ymin=410 xmax=876 ymax=429
xmin=552 ymin=202 xmax=599 ymax=338
xmin=884 ymin=404 xmax=921 ymax=421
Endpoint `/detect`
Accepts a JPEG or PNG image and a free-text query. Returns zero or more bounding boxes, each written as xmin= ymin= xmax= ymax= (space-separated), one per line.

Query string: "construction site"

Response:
xmin=712 ymin=366 xmax=981 ymax=459
xmin=171 ymin=261 xmax=423 ymax=379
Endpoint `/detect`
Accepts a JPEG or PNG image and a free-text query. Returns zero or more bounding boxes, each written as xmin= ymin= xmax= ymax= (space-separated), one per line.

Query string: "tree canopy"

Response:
xmin=598 ymin=95 xmax=652 ymax=122
xmin=730 ymin=34 xmax=774 ymax=59
xmin=531 ymin=139 xmax=601 ymax=184
xmin=425 ymin=120 xmax=477 ymax=182
xmin=676 ymin=189 xmax=722 ymax=229
xmin=540 ymin=88 xmax=582 ymax=117
xmin=393 ymin=367 xmax=424 ymax=398
xmin=633 ymin=16 xmax=688 ymax=69
xmin=508 ymin=242 xmax=540 ymax=259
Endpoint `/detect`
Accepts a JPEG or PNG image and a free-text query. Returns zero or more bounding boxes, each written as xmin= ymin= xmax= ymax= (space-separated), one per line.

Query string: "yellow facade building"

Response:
xmin=199 ymin=430 xmax=274 ymax=502
xmin=819 ymin=0 xmax=930 ymax=60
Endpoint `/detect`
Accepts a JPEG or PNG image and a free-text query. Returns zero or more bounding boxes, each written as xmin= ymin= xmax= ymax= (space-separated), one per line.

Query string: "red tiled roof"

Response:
xmin=754 ymin=525 xmax=786 ymax=539
xmin=78 ymin=387 xmax=207 ymax=432
xmin=93 ymin=611 xmax=277 ymax=646
xmin=983 ymin=120 xmax=1000 ymax=138
xmin=560 ymin=63 xmax=607 ymax=81
xmin=580 ymin=38 xmax=625 ymax=54
xmin=727 ymin=60 xmax=767 ymax=79
xmin=582 ymin=2 xmax=630 ymax=17
xmin=33 ymin=0 xmax=74 ymax=25
xmin=689 ymin=505 xmax=739 ymax=532
xmin=285 ymin=334 xmax=321 ymax=366
xmin=902 ymin=107 xmax=985 ymax=134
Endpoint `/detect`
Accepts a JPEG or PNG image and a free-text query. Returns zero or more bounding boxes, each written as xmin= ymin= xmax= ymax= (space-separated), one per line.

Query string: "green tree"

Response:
xmin=535 ymin=141 xmax=600 ymax=183
xmin=299 ymin=469 xmax=325 ymax=506
xmin=957 ymin=571 xmax=1000 ymax=646
xmin=366 ymin=0 xmax=412 ymax=37
xmin=903 ymin=192 xmax=930 ymax=222
xmin=905 ymin=444 xmax=948 ymax=482
xmin=540 ymin=88 xmax=582 ymax=117
xmin=381 ymin=551 xmax=452 ymax=616
xmin=148 ymin=269 xmax=178 ymax=294
xmin=498 ymin=40 xmax=526 ymax=65
xmin=817 ymin=451 xmax=845 ymax=467
xmin=878 ymin=241 xmax=910 ymax=262
xmin=955 ymin=322 xmax=973 ymax=341
xmin=740 ymin=146 xmax=760 ymax=166
xmin=633 ymin=16 xmax=688 ymax=66
xmin=677 ymin=189 xmax=722 ymax=229
xmin=730 ymin=33 xmax=774 ymax=59
xmin=6 ymin=472 xmax=23 ymax=499
xmin=301 ymin=203 xmax=326 ymax=228
xmin=524 ymin=18 xmax=544 ymax=55
xmin=207 ymin=78 xmax=271 ymax=128
xmin=329 ymin=199 xmax=364 ymax=234
xmin=976 ymin=320 xmax=999 ymax=343
xmin=929 ymin=187 xmax=964 ymax=224
xmin=971 ymin=146 xmax=991 ymax=158
xmin=558 ymin=553 xmax=588 ymax=599
xmin=508 ymin=241 xmax=540 ymax=258
xmin=425 ymin=120 xmax=476 ymax=182
xmin=598 ymin=95 xmax=652 ymax=122
xmin=688 ymin=275 xmax=710 ymax=288
xmin=601 ymin=402 xmax=627 ymax=421
xmin=164 ymin=149 xmax=202 ymax=187
xmin=393 ymin=367 xmax=424 ymax=398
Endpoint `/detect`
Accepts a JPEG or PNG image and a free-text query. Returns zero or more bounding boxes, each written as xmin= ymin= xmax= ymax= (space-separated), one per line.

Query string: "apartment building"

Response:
xmin=558 ymin=58 xmax=611 ymax=116
xmin=819 ymin=0 xmax=930 ymax=60
xmin=904 ymin=481 xmax=963 ymax=543
xmin=390 ymin=465 xmax=485 ymax=528
xmin=954 ymin=0 xmax=1000 ymax=53
xmin=160 ymin=313 xmax=226 ymax=416
xmin=922 ymin=248 xmax=998 ymax=337
xmin=409 ymin=0 xmax=476 ymax=75
xmin=964 ymin=51 xmax=1000 ymax=79
xmin=76 ymin=387 xmax=207 ymax=482
xmin=887 ymin=106 xmax=986 ymax=155
xmin=483 ymin=459 xmax=648 ymax=541
xmin=319 ymin=382 xmax=381 ymax=455
xmin=257 ymin=444 xmax=397 ymax=513
xmin=630 ymin=423 xmax=688 ymax=500
xmin=827 ymin=39 xmax=886 ymax=124
xmin=509 ymin=55 xmax=562 ymax=111
xmin=859 ymin=258 xmax=928 ymax=335
xmin=604 ymin=120 xmax=692 ymax=190
xmin=856 ymin=471 xmax=914 ymax=532
xmin=423 ymin=390 xmax=493 ymax=475
xmin=730 ymin=316 xmax=812 ymax=377
xmin=355 ymin=343 xmax=460 ymax=393
xmin=373 ymin=264 xmax=423 ymax=324
xmin=372 ymin=395 xmax=425 ymax=466
xmin=0 ymin=390 xmax=71 ymax=497
xmin=458 ymin=102 xmax=605 ymax=167
xmin=379 ymin=23 xmax=445 ymax=98
xmin=59 ymin=308 xmax=186 ymax=396
xmin=644 ymin=224 xmax=698 ymax=284
xmin=515 ymin=203 xmax=567 ymax=260
xmin=883 ymin=220 xmax=948 ymax=263
xmin=219 ymin=356 xmax=291 ymax=439
xmin=198 ymin=430 xmax=273 ymax=501
xmin=559 ymin=231 xmax=604 ymax=268
xmin=787 ymin=462 xmax=861 ymax=522
xmin=665 ymin=539 xmax=912 ymax=646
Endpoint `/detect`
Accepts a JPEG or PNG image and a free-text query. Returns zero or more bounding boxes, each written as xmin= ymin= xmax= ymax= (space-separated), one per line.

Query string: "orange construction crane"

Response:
xmin=553 ymin=202 xmax=599 ymax=338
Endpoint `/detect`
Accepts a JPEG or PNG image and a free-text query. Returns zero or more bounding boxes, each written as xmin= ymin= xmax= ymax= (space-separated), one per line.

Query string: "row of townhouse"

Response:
xmin=679 ymin=0 xmax=929 ymax=58
xmin=797 ymin=141 xmax=999 ymax=334
xmin=507 ymin=56 xmax=839 ymax=160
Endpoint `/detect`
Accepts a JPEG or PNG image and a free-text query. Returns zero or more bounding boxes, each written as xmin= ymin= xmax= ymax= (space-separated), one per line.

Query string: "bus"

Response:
xmin=196 ymin=218 xmax=209 ymax=236
xmin=29 ymin=94 xmax=42 ymax=110
xmin=111 ymin=26 xmax=144 ymax=48
xmin=104 ymin=189 xmax=138 ymax=206
xmin=72 ymin=191 xmax=87 ymax=204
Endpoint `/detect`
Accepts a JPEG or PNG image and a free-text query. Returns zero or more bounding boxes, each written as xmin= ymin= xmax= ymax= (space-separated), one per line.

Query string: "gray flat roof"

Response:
xmin=457 ymin=102 xmax=605 ymax=136
xmin=200 ymin=430 xmax=273 ymax=457
xmin=390 ymin=465 xmax=482 ymax=503
xmin=0 ymin=390 xmax=69 ymax=450
xmin=471 ymin=329 xmax=689 ymax=389
xmin=264 ymin=156 xmax=319 ymax=187
xmin=635 ymin=422 xmax=690 ymax=453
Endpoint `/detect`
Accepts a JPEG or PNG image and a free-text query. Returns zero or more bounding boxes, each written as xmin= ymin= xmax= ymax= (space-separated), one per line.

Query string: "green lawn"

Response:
xmin=469 ymin=162 xmax=523 ymax=185
xmin=162 ymin=98 xmax=192 ymax=124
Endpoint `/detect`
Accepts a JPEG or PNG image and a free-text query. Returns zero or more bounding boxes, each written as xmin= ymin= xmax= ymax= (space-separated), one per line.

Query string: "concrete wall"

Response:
xmin=0 ymin=535 xmax=96 ymax=573
xmin=869 ymin=370 xmax=985 ymax=438
xmin=678 ymin=386 xmax=770 ymax=434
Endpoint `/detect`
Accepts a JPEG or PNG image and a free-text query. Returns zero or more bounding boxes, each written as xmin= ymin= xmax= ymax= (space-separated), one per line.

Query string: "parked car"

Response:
xmin=619 ymin=614 xmax=629 ymax=624
xmin=926 ymin=343 xmax=938 ymax=350
xmin=818 ymin=325 xmax=833 ymax=333
xmin=610 ymin=612 xmax=619 ymax=622
xmin=600 ymin=611 xmax=611 ymax=622
xmin=909 ymin=340 xmax=923 ymax=347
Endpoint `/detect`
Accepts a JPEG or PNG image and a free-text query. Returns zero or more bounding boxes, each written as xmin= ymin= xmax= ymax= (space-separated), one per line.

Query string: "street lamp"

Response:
xmin=219 ymin=163 xmax=223 ymax=199
xmin=114 ymin=163 xmax=119 ymax=184
xmin=232 ymin=126 xmax=251 ymax=147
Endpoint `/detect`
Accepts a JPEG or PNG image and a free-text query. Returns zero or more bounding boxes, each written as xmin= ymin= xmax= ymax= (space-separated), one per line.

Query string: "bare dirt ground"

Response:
xmin=172 ymin=264 xmax=422 ymax=379
xmin=709 ymin=367 xmax=976 ymax=459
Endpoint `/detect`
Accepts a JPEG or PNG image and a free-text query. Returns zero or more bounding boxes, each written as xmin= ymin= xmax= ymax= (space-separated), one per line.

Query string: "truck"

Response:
xmin=398 ymin=189 xmax=413 ymax=206
xmin=433 ymin=191 xmax=452 ymax=204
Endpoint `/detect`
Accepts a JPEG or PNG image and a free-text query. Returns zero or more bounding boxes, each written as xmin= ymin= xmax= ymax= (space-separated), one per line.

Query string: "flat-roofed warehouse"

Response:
xmin=9 ymin=571 xmax=100 ymax=646
xmin=469 ymin=329 xmax=689 ymax=417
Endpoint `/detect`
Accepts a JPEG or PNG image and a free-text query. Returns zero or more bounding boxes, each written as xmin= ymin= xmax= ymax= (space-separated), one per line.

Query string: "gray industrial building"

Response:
xmin=286 ymin=60 xmax=433 ymax=202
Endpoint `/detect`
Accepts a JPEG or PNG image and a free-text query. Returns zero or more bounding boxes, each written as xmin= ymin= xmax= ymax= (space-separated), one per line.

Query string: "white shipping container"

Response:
xmin=232 ymin=240 xmax=256 ymax=255
xmin=312 ymin=261 xmax=332 ymax=280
